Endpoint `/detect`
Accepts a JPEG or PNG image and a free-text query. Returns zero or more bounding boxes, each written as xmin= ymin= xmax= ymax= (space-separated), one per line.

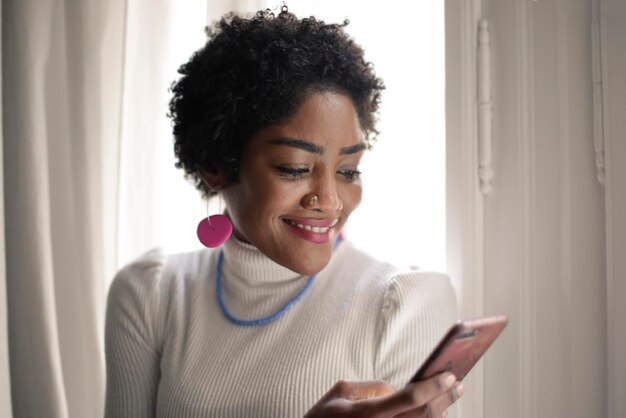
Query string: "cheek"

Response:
xmin=260 ymin=178 xmax=303 ymax=206
xmin=241 ymin=176 xmax=303 ymax=222
xmin=342 ymin=184 xmax=363 ymax=214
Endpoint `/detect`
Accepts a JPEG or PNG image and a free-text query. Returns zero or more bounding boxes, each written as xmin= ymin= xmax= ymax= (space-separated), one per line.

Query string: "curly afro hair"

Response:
xmin=168 ymin=7 xmax=385 ymax=198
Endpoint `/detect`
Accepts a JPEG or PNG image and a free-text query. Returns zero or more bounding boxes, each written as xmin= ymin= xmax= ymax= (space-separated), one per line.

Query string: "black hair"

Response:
xmin=168 ymin=7 xmax=385 ymax=197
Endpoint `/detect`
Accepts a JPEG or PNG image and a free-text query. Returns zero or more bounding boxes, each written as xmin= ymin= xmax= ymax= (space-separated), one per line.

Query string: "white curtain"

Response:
xmin=115 ymin=0 xmax=207 ymax=269
xmin=2 ymin=0 xmax=126 ymax=416
xmin=0 ymin=0 xmax=200 ymax=415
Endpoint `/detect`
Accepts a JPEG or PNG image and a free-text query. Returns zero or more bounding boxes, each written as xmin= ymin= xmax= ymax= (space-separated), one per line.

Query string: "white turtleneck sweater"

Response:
xmin=104 ymin=238 xmax=457 ymax=418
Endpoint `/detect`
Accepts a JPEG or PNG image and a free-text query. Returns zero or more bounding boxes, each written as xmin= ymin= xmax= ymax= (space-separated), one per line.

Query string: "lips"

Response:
xmin=282 ymin=217 xmax=339 ymax=243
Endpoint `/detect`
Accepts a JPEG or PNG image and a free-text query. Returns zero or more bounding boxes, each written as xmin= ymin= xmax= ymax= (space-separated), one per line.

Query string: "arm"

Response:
xmin=104 ymin=250 xmax=166 ymax=418
xmin=303 ymin=271 xmax=461 ymax=418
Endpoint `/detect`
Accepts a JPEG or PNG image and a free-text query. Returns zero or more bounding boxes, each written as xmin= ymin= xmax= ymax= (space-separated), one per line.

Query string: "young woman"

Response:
xmin=105 ymin=7 xmax=461 ymax=418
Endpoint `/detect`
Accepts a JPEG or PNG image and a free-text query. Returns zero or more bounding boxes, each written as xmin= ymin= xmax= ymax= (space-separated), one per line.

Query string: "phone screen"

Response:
xmin=408 ymin=315 xmax=508 ymax=383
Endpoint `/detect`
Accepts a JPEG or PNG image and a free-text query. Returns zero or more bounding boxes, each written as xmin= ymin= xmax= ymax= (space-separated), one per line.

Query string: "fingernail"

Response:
xmin=443 ymin=373 xmax=456 ymax=388
xmin=454 ymin=382 xmax=465 ymax=398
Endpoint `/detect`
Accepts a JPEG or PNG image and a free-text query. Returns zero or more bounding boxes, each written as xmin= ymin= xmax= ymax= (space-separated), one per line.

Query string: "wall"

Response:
xmin=0 ymin=4 xmax=14 ymax=416
xmin=446 ymin=0 xmax=621 ymax=417
xmin=483 ymin=1 xmax=606 ymax=417
xmin=602 ymin=0 xmax=626 ymax=416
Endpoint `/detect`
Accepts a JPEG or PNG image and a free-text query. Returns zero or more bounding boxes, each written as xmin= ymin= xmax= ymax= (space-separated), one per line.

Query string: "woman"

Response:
xmin=105 ymin=7 xmax=461 ymax=418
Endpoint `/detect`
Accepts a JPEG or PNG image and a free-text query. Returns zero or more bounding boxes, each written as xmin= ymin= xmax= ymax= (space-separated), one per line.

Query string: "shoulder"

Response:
xmin=379 ymin=270 xmax=457 ymax=344
xmin=329 ymin=241 xmax=457 ymax=326
xmin=380 ymin=270 xmax=457 ymax=351
xmin=106 ymin=248 xmax=214 ymax=348
xmin=107 ymin=247 xmax=214 ymax=314
xmin=332 ymin=241 xmax=456 ymax=307
xmin=108 ymin=248 xmax=167 ymax=299
xmin=110 ymin=247 xmax=212 ymax=290
xmin=382 ymin=270 xmax=457 ymax=314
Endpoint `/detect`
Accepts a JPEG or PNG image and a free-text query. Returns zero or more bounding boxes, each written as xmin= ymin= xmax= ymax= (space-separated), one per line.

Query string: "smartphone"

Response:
xmin=408 ymin=314 xmax=508 ymax=383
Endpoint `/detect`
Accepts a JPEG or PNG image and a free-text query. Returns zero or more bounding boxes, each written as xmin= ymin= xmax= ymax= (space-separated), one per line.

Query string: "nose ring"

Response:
xmin=306 ymin=195 xmax=318 ymax=207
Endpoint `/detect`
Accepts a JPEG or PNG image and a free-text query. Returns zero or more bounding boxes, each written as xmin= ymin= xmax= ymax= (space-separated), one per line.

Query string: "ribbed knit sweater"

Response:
xmin=104 ymin=237 xmax=457 ymax=417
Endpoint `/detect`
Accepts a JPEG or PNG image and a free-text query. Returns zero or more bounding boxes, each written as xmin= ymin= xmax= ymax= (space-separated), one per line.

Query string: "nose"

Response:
xmin=302 ymin=171 xmax=343 ymax=213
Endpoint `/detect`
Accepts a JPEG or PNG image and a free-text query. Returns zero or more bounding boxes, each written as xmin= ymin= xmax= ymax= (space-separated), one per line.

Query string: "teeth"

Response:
xmin=286 ymin=220 xmax=333 ymax=233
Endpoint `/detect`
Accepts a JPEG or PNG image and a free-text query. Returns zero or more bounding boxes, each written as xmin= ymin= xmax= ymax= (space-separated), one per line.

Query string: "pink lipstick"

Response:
xmin=282 ymin=217 xmax=338 ymax=243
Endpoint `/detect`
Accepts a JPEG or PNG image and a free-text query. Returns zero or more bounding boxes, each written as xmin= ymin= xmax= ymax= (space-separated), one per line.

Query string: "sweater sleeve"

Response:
xmin=104 ymin=249 xmax=167 ymax=418
xmin=374 ymin=271 xmax=458 ymax=390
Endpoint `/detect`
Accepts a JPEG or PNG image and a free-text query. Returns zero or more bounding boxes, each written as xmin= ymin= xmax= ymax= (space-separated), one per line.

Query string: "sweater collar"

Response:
xmin=221 ymin=236 xmax=303 ymax=288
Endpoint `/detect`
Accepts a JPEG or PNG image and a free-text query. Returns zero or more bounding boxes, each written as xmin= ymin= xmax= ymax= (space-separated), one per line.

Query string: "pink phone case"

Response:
xmin=408 ymin=314 xmax=508 ymax=383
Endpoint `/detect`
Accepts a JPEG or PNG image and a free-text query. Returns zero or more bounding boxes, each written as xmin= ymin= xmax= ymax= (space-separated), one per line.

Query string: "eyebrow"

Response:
xmin=340 ymin=142 xmax=367 ymax=155
xmin=268 ymin=138 xmax=367 ymax=155
xmin=269 ymin=138 xmax=323 ymax=154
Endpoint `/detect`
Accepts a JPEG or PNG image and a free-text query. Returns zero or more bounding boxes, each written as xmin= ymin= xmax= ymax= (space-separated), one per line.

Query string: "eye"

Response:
xmin=275 ymin=166 xmax=310 ymax=180
xmin=337 ymin=169 xmax=362 ymax=182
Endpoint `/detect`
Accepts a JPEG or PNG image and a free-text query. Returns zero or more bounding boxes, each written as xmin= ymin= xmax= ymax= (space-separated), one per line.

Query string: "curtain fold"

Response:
xmin=1 ymin=0 xmax=243 ymax=415
xmin=2 ymin=0 xmax=126 ymax=416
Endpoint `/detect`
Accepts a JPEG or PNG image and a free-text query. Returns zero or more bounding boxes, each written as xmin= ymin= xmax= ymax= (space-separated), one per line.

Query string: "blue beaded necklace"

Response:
xmin=216 ymin=236 xmax=343 ymax=326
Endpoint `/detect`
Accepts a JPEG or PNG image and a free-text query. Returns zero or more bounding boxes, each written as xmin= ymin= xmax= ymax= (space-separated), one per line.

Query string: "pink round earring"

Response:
xmin=197 ymin=196 xmax=233 ymax=248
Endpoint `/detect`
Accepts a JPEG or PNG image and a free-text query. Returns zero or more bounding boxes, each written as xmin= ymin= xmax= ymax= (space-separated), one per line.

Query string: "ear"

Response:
xmin=199 ymin=168 xmax=229 ymax=192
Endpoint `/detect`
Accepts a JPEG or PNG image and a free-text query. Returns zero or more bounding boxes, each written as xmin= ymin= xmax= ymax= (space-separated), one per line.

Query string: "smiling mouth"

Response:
xmin=282 ymin=219 xmax=338 ymax=234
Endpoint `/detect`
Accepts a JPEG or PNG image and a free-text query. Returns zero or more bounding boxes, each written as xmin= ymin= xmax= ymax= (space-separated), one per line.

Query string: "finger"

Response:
xmin=330 ymin=380 xmax=397 ymax=401
xmin=359 ymin=372 xmax=457 ymax=416
xmin=429 ymin=381 xmax=464 ymax=413
xmin=393 ymin=381 xmax=464 ymax=418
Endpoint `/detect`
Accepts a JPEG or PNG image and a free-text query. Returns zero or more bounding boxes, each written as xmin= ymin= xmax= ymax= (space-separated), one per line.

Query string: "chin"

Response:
xmin=293 ymin=263 xmax=326 ymax=277
xmin=283 ymin=248 xmax=333 ymax=276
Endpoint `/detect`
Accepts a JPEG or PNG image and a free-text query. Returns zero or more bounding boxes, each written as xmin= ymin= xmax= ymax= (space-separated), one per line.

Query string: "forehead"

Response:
xmin=248 ymin=91 xmax=365 ymax=153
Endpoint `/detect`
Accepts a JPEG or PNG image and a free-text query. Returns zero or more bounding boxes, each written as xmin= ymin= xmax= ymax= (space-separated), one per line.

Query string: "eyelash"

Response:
xmin=275 ymin=167 xmax=362 ymax=182
xmin=338 ymin=169 xmax=362 ymax=181
xmin=275 ymin=167 xmax=309 ymax=179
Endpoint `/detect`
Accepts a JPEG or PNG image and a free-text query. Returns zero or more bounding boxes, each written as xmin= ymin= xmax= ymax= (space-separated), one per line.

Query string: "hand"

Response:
xmin=303 ymin=373 xmax=463 ymax=418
